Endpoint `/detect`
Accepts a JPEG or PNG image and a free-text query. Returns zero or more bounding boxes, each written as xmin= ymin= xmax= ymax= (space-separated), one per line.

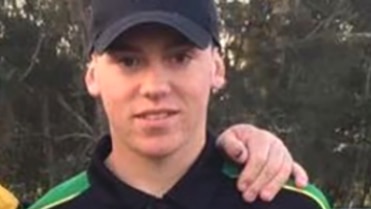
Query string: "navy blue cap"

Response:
xmin=88 ymin=0 xmax=220 ymax=54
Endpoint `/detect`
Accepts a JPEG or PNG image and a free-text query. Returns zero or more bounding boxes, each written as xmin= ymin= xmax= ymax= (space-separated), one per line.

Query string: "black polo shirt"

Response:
xmin=29 ymin=134 xmax=330 ymax=209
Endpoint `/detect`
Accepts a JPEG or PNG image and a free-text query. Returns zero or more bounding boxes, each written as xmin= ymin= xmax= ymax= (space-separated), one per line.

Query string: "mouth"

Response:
xmin=134 ymin=109 xmax=180 ymax=121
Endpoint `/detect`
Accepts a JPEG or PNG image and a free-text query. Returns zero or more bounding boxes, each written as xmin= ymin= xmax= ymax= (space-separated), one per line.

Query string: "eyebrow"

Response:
xmin=166 ymin=36 xmax=196 ymax=49
xmin=165 ymin=45 xmax=197 ymax=57
xmin=107 ymin=35 xmax=197 ymax=53
xmin=107 ymin=42 xmax=142 ymax=53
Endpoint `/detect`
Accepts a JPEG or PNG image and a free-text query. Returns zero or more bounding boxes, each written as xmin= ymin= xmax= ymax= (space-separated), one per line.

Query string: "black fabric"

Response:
xmin=52 ymin=134 xmax=322 ymax=209
xmin=85 ymin=134 xmax=223 ymax=209
xmin=88 ymin=0 xmax=220 ymax=53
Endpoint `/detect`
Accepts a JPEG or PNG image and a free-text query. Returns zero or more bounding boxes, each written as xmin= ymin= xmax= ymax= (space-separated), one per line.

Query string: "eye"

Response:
xmin=169 ymin=51 xmax=193 ymax=66
xmin=174 ymin=53 xmax=189 ymax=63
xmin=118 ymin=56 xmax=141 ymax=68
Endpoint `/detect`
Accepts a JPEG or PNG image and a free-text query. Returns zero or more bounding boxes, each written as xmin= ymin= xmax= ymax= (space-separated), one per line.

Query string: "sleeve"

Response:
xmin=0 ymin=184 xmax=19 ymax=209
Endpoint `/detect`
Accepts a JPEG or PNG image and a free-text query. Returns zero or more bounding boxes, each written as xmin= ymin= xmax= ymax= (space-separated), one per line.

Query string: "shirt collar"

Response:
xmin=164 ymin=132 xmax=223 ymax=209
xmin=87 ymin=133 xmax=224 ymax=209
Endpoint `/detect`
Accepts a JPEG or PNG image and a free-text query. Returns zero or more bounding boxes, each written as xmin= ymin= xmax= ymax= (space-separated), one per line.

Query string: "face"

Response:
xmin=85 ymin=24 xmax=225 ymax=158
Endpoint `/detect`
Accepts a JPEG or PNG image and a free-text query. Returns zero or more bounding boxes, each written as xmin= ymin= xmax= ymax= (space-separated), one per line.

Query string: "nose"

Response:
xmin=139 ymin=65 xmax=171 ymax=101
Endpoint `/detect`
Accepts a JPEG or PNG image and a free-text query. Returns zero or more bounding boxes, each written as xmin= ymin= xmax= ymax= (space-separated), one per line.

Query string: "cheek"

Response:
xmin=177 ymin=62 xmax=213 ymax=109
xmin=190 ymin=60 xmax=214 ymax=91
xmin=95 ymin=65 xmax=135 ymax=117
xmin=96 ymin=64 xmax=131 ymax=97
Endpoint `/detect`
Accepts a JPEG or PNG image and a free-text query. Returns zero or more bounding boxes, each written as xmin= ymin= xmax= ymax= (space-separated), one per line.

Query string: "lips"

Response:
xmin=133 ymin=109 xmax=180 ymax=120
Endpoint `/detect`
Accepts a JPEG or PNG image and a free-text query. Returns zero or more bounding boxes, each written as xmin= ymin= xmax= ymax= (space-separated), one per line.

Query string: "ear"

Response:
xmin=211 ymin=49 xmax=226 ymax=90
xmin=85 ymin=55 xmax=100 ymax=97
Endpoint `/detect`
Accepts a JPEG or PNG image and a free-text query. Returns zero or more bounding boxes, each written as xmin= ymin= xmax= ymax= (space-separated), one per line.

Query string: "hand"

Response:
xmin=216 ymin=124 xmax=308 ymax=202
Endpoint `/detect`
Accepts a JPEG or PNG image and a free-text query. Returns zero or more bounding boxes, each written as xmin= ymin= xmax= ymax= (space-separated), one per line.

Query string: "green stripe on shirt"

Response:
xmin=28 ymin=172 xmax=89 ymax=209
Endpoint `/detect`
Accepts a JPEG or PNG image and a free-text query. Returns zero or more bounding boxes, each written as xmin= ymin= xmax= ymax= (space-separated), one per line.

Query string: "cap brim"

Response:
xmin=93 ymin=11 xmax=212 ymax=53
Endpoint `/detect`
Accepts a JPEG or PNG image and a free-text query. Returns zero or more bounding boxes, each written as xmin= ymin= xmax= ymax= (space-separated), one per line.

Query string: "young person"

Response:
xmin=29 ymin=0 xmax=330 ymax=208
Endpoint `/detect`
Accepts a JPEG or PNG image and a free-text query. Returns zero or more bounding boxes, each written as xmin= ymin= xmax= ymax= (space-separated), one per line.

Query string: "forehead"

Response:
xmin=107 ymin=23 xmax=194 ymax=51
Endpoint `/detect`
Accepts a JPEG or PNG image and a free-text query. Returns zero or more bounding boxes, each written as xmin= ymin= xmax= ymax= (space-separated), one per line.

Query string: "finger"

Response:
xmin=292 ymin=162 xmax=309 ymax=188
xmin=217 ymin=128 xmax=249 ymax=163
xmin=259 ymin=152 xmax=293 ymax=201
xmin=237 ymin=129 xmax=271 ymax=192
xmin=224 ymin=137 xmax=248 ymax=163
xmin=242 ymin=140 xmax=285 ymax=202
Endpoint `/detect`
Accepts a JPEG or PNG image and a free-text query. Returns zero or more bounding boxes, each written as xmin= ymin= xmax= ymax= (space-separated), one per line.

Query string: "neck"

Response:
xmin=105 ymin=132 xmax=206 ymax=198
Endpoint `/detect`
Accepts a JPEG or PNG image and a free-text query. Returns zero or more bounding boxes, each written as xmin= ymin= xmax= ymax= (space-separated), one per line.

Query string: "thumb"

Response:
xmin=217 ymin=133 xmax=249 ymax=164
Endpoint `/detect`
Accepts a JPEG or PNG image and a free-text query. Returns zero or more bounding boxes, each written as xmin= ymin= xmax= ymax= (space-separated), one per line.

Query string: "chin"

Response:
xmin=134 ymin=134 xmax=184 ymax=159
xmin=138 ymin=144 xmax=179 ymax=159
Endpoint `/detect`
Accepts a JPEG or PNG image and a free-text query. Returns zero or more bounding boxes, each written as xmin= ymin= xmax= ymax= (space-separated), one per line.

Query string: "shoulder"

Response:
xmin=243 ymin=182 xmax=331 ymax=209
xmin=28 ymin=172 xmax=90 ymax=209
xmin=277 ymin=181 xmax=331 ymax=209
xmin=222 ymin=162 xmax=331 ymax=209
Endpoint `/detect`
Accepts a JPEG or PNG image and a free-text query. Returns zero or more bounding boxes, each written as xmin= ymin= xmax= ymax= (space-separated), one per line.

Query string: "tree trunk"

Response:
xmin=42 ymin=95 xmax=56 ymax=186
xmin=365 ymin=61 xmax=371 ymax=99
